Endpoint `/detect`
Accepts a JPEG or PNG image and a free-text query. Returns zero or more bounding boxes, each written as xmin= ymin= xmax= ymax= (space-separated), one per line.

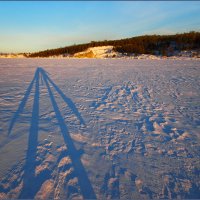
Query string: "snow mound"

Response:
xmin=74 ymin=46 xmax=120 ymax=58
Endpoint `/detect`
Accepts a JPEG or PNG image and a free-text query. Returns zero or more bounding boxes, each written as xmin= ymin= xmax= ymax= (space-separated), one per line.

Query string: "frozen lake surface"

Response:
xmin=0 ymin=58 xmax=200 ymax=199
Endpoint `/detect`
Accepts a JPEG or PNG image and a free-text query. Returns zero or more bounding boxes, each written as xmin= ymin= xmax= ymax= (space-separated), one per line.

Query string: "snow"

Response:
xmin=0 ymin=54 xmax=25 ymax=58
xmin=72 ymin=46 xmax=200 ymax=59
xmin=0 ymin=58 xmax=200 ymax=199
xmin=74 ymin=45 xmax=119 ymax=58
xmin=1 ymin=46 xmax=199 ymax=60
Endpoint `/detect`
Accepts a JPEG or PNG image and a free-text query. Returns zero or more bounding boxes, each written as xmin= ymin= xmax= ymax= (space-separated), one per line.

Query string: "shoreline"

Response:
xmin=0 ymin=56 xmax=200 ymax=61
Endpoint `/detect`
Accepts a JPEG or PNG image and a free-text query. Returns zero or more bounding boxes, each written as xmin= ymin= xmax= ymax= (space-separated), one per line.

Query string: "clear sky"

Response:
xmin=0 ymin=1 xmax=200 ymax=53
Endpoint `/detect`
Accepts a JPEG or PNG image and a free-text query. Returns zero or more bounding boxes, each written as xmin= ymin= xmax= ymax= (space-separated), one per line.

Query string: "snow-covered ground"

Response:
xmin=0 ymin=58 xmax=200 ymax=199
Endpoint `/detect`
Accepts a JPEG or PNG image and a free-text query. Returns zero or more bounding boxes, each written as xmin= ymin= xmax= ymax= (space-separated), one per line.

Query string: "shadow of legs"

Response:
xmin=42 ymin=69 xmax=96 ymax=199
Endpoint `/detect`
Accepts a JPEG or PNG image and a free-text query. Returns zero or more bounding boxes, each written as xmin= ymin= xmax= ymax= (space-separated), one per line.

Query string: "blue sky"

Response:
xmin=0 ymin=1 xmax=200 ymax=53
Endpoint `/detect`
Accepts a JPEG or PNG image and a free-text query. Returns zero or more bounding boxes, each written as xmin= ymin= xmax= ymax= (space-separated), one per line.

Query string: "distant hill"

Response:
xmin=29 ymin=31 xmax=200 ymax=57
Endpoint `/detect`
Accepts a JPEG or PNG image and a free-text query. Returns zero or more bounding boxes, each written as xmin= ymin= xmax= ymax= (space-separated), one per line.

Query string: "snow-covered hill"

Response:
xmin=73 ymin=46 xmax=200 ymax=60
xmin=74 ymin=46 xmax=121 ymax=58
xmin=1 ymin=46 xmax=200 ymax=60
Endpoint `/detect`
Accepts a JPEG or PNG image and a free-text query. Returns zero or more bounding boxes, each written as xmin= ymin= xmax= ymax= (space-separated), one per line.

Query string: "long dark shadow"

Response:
xmin=8 ymin=67 xmax=95 ymax=199
xmin=41 ymin=68 xmax=96 ymax=199
xmin=19 ymin=68 xmax=41 ymax=198
xmin=8 ymin=69 xmax=39 ymax=135
xmin=44 ymin=70 xmax=85 ymax=125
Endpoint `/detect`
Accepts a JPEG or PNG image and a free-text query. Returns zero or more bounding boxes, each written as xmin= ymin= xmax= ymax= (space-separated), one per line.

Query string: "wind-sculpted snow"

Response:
xmin=0 ymin=58 xmax=200 ymax=199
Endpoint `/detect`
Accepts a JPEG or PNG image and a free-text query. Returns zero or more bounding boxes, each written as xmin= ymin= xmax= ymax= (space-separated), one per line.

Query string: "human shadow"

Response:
xmin=8 ymin=68 xmax=39 ymax=135
xmin=18 ymin=68 xmax=48 ymax=198
xmin=43 ymin=70 xmax=85 ymax=126
xmin=8 ymin=67 xmax=96 ymax=199
xmin=40 ymin=68 xmax=96 ymax=199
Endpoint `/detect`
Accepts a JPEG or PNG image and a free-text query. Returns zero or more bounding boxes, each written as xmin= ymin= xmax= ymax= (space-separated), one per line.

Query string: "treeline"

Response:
xmin=29 ymin=31 xmax=200 ymax=57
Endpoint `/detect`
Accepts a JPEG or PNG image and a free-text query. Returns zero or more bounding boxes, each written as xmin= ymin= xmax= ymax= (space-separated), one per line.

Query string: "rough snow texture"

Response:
xmin=0 ymin=58 xmax=200 ymax=199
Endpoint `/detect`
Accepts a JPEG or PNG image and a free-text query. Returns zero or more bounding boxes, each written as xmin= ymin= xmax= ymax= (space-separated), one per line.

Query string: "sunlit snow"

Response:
xmin=0 ymin=58 xmax=199 ymax=199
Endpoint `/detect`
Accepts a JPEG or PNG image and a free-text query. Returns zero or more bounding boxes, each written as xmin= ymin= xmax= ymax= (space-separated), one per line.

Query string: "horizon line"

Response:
xmin=1 ymin=30 xmax=199 ymax=54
